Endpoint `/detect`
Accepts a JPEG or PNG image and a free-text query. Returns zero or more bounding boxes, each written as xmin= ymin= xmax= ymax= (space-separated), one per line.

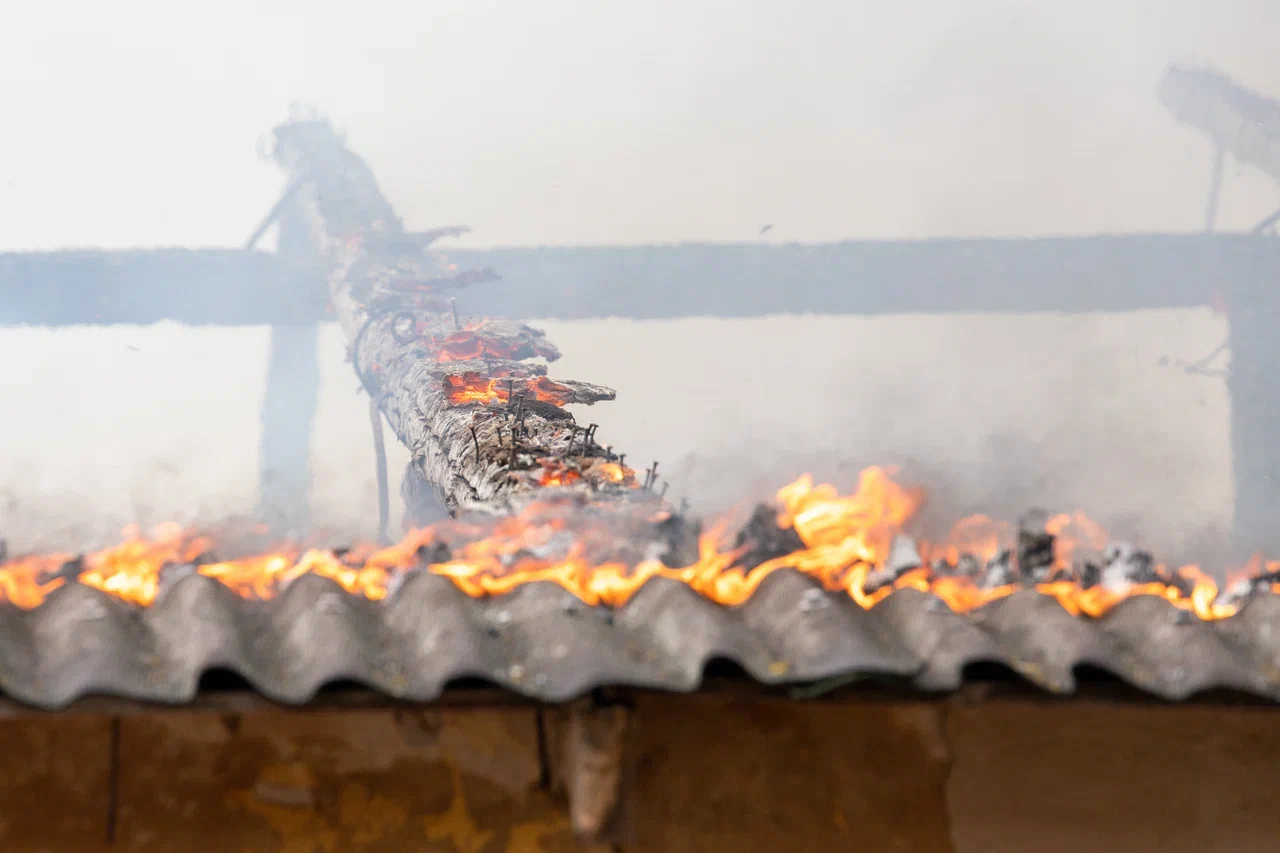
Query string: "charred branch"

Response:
xmin=1158 ymin=64 xmax=1280 ymax=183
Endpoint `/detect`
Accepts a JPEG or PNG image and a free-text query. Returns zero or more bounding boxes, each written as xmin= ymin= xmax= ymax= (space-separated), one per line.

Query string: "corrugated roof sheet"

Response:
xmin=4 ymin=570 xmax=1279 ymax=710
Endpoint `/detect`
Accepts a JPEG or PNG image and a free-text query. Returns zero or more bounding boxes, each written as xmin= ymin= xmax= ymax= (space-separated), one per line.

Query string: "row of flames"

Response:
xmin=1 ymin=467 xmax=1275 ymax=618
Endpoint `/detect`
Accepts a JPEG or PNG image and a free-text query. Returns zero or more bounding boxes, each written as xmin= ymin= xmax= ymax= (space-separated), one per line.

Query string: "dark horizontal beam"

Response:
xmin=0 ymin=248 xmax=326 ymax=327
xmin=451 ymin=234 xmax=1274 ymax=320
xmin=4 ymin=235 xmax=1277 ymax=327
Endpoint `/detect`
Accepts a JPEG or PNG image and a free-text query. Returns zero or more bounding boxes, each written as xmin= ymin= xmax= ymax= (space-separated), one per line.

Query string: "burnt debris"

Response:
xmin=1015 ymin=509 xmax=1056 ymax=581
xmin=734 ymin=498 xmax=1222 ymax=606
xmin=733 ymin=504 xmax=806 ymax=573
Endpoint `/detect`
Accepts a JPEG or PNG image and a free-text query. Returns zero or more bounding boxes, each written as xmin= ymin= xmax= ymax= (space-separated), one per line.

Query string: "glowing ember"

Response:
xmin=2 ymin=468 xmax=1277 ymax=618
xmin=539 ymin=468 xmax=582 ymax=487
xmin=429 ymin=324 xmax=559 ymax=363
xmin=595 ymin=462 xmax=632 ymax=485
xmin=433 ymin=329 xmax=506 ymax=362
xmin=442 ymin=374 xmax=577 ymax=407
xmin=535 ymin=459 xmax=636 ymax=488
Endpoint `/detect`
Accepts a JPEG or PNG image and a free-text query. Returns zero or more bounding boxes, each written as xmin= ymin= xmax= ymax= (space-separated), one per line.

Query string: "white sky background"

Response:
xmin=1 ymin=0 xmax=1278 ymax=250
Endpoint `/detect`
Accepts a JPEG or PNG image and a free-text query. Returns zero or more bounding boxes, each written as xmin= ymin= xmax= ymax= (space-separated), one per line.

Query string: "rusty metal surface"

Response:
xmin=2 ymin=569 xmax=1280 ymax=710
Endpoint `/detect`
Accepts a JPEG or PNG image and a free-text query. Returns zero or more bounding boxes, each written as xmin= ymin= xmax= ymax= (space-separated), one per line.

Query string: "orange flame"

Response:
xmin=539 ymin=468 xmax=582 ymax=487
xmin=429 ymin=324 xmax=558 ymax=363
xmin=442 ymin=374 xmax=576 ymax=407
xmin=2 ymin=468 xmax=1276 ymax=619
xmin=595 ymin=462 xmax=632 ymax=485
xmin=535 ymin=459 xmax=636 ymax=488
xmin=433 ymin=329 xmax=505 ymax=362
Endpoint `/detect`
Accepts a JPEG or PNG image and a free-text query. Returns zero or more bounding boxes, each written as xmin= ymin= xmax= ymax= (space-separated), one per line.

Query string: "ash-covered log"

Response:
xmin=268 ymin=117 xmax=644 ymax=522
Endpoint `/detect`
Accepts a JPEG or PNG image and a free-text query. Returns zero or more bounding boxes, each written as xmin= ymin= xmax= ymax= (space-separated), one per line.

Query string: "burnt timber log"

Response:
xmin=5 ymin=235 xmax=1280 ymax=326
xmin=268 ymin=118 xmax=634 ymax=517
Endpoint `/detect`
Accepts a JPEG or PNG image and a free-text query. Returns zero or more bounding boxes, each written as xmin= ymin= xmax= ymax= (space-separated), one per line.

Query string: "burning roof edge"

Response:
xmin=3 ymin=568 xmax=1279 ymax=711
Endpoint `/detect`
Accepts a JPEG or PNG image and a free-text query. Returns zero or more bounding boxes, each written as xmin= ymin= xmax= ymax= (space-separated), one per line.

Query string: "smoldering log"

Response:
xmin=268 ymin=118 xmax=639 ymax=519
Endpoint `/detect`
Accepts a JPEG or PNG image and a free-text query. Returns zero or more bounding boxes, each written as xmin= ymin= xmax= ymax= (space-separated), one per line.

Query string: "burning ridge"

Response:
xmin=2 ymin=467 xmax=1277 ymax=621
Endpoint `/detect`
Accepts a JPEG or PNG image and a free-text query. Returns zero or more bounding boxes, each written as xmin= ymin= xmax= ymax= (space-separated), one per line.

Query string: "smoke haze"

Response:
xmin=0 ymin=312 xmax=1233 ymax=562
xmin=0 ymin=1 xmax=1273 ymax=564
xmin=2 ymin=0 xmax=1278 ymax=249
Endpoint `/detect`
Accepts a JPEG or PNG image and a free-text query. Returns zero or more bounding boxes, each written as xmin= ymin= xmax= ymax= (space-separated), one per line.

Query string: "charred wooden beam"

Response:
xmin=7 ymin=236 xmax=1280 ymax=327
xmin=255 ymin=203 xmax=321 ymax=532
xmin=268 ymin=118 xmax=638 ymax=517
xmin=1228 ymin=278 xmax=1280 ymax=557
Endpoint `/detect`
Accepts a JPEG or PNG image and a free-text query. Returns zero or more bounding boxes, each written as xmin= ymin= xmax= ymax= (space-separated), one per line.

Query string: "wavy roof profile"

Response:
xmin=2 ymin=570 xmax=1279 ymax=710
xmin=6 ymin=106 xmax=1280 ymax=712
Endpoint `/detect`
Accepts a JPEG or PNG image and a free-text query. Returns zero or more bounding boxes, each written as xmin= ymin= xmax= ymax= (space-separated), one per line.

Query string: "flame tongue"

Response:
xmin=1 ymin=468 xmax=1277 ymax=619
xmin=428 ymin=321 xmax=561 ymax=364
xmin=776 ymin=468 xmax=923 ymax=566
xmin=442 ymin=373 xmax=580 ymax=407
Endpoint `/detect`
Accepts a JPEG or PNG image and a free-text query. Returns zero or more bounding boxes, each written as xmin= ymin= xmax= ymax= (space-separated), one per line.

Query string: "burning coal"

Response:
xmin=441 ymin=373 xmax=584 ymax=407
xmin=2 ymin=467 xmax=1276 ymax=619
